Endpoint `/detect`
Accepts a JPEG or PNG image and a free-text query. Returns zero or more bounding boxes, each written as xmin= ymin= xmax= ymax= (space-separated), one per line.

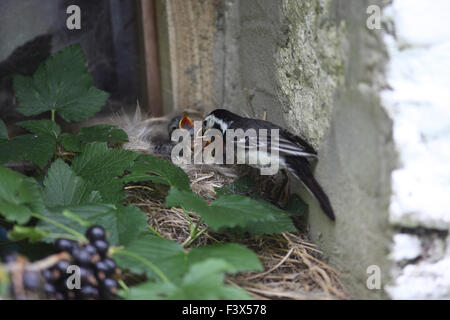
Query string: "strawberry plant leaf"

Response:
xmin=17 ymin=120 xmax=61 ymax=139
xmin=0 ymin=166 xmax=46 ymax=224
xmin=78 ymin=124 xmax=128 ymax=144
xmin=58 ymin=133 xmax=82 ymax=152
xmin=188 ymin=243 xmax=263 ymax=273
xmin=13 ymin=44 xmax=109 ymax=122
xmin=123 ymin=155 xmax=191 ymax=191
xmin=166 ymin=188 xmax=286 ymax=231
xmin=120 ymin=259 xmax=252 ymax=300
xmin=94 ymin=205 xmax=148 ymax=246
xmin=37 ymin=204 xmax=115 ymax=241
xmin=42 ymin=158 xmax=101 ymax=207
xmin=71 ymin=143 xmax=138 ymax=203
xmin=0 ymin=134 xmax=56 ymax=169
xmin=113 ymin=233 xmax=187 ymax=281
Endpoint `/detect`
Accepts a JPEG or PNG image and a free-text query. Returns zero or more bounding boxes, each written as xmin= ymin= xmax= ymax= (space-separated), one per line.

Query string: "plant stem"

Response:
xmin=51 ymin=109 xmax=55 ymax=122
xmin=31 ymin=213 xmax=86 ymax=242
xmin=147 ymin=225 xmax=164 ymax=240
xmin=118 ymin=279 xmax=129 ymax=291
xmin=112 ymin=249 xmax=169 ymax=283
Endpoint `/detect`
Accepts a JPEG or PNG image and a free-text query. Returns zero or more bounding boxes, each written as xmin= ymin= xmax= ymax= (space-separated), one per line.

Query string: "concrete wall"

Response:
xmin=214 ymin=0 xmax=395 ymax=299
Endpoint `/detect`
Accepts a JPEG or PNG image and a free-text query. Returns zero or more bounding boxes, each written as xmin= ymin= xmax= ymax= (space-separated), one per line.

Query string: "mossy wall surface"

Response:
xmin=214 ymin=0 xmax=395 ymax=298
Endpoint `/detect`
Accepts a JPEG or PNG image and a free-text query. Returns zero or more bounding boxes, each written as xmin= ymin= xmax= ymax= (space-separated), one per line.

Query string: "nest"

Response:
xmin=124 ymin=164 xmax=347 ymax=300
xmin=113 ymin=107 xmax=347 ymax=299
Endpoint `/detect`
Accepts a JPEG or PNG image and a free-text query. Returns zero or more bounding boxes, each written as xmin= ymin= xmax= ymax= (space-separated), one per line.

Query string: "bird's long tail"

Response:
xmin=285 ymin=157 xmax=335 ymax=221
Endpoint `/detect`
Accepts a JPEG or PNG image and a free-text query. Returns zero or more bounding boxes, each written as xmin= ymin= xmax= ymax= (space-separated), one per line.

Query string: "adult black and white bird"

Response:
xmin=202 ymin=108 xmax=335 ymax=221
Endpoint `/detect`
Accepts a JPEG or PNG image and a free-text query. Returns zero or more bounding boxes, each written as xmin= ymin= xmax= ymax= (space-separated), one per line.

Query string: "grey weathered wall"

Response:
xmin=214 ymin=0 xmax=395 ymax=299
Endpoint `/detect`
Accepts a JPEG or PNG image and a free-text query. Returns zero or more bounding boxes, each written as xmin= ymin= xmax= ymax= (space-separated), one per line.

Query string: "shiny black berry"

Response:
xmin=100 ymin=278 xmax=118 ymax=298
xmin=42 ymin=268 xmax=54 ymax=282
xmin=79 ymin=285 xmax=99 ymax=299
xmin=22 ymin=271 xmax=41 ymax=291
xmin=79 ymin=267 xmax=97 ymax=286
xmin=72 ymin=247 xmax=92 ymax=266
xmin=94 ymin=260 xmax=109 ymax=275
xmin=83 ymin=243 xmax=98 ymax=256
xmin=55 ymin=238 xmax=74 ymax=253
xmin=86 ymin=225 xmax=106 ymax=242
xmin=103 ymin=258 xmax=116 ymax=275
xmin=44 ymin=282 xmax=56 ymax=296
xmin=55 ymin=260 xmax=71 ymax=274
xmin=92 ymin=239 xmax=109 ymax=257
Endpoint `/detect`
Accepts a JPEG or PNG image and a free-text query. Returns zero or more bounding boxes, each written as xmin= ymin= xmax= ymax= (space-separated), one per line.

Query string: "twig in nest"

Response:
xmin=245 ymin=248 xmax=294 ymax=280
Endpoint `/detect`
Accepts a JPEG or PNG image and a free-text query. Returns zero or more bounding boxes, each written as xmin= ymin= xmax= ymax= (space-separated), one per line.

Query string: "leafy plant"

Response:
xmin=0 ymin=44 xmax=306 ymax=300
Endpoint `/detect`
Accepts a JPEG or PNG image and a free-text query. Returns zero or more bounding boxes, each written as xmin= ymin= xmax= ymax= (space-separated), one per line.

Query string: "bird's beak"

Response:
xmin=179 ymin=114 xmax=194 ymax=130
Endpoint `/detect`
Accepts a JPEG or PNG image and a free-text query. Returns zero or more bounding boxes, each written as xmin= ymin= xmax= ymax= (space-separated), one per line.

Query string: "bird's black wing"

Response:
xmin=228 ymin=118 xmax=317 ymax=159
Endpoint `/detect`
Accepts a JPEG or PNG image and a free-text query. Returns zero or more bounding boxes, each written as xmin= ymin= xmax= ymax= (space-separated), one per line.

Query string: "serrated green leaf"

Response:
xmin=0 ymin=166 xmax=45 ymax=224
xmin=123 ymin=154 xmax=190 ymax=191
xmin=37 ymin=204 xmax=146 ymax=246
xmin=216 ymin=177 xmax=306 ymax=234
xmin=166 ymin=188 xmax=287 ymax=231
xmin=42 ymin=158 xmax=101 ymax=207
xmin=13 ymin=44 xmax=109 ymax=122
xmin=94 ymin=205 xmax=148 ymax=246
xmin=114 ymin=233 xmax=187 ymax=281
xmin=17 ymin=120 xmax=61 ymax=138
xmin=37 ymin=204 xmax=115 ymax=241
xmin=188 ymin=243 xmax=263 ymax=273
xmin=71 ymin=143 xmax=138 ymax=203
xmin=0 ymin=119 xmax=7 ymax=141
xmin=8 ymin=225 xmax=49 ymax=243
xmin=0 ymin=134 xmax=56 ymax=169
xmin=78 ymin=124 xmax=128 ymax=143
xmin=58 ymin=133 xmax=82 ymax=152
xmin=121 ymin=259 xmax=252 ymax=300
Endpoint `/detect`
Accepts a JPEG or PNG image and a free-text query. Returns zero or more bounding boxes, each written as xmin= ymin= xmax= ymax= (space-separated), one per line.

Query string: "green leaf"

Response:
xmin=114 ymin=233 xmax=187 ymax=281
xmin=94 ymin=205 xmax=148 ymax=246
xmin=37 ymin=204 xmax=115 ymax=241
xmin=78 ymin=124 xmax=128 ymax=144
xmin=121 ymin=259 xmax=252 ymax=300
xmin=0 ymin=119 xmax=8 ymax=141
xmin=0 ymin=134 xmax=56 ymax=169
xmin=42 ymin=158 xmax=101 ymax=207
xmin=58 ymin=133 xmax=82 ymax=152
xmin=188 ymin=243 xmax=263 ymax=273
xmin=216 ymin=177 xmax=306 ymax=234
xmin=166 ymin=188 xmax=288 ymax=231
xmin=123 ymin=154 xmax=190 ymax=191
xmin=13 ymin=44 xmax=109 ymax=122
xmin=0 ymin=166 xmax=45 ymax=224
xmin=71 ymin=143 xmax=138 ymax=203
xmin=17 ymin=120 xmax=61 ymax=139
xmin=37 ymin=204 xmax=146 ymax=246
xmin=8 ymin=225 xmax=49 ymax=243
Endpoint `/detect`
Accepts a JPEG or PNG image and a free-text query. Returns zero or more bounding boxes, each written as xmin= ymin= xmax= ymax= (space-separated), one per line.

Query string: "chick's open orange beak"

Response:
xmin=179 ymin=114 xmax=194 ymax=130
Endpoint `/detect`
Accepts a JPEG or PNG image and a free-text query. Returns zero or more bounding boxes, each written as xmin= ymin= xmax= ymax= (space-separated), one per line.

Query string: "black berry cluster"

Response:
xmin=42 ymin=225 xmax=119 ymax=300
